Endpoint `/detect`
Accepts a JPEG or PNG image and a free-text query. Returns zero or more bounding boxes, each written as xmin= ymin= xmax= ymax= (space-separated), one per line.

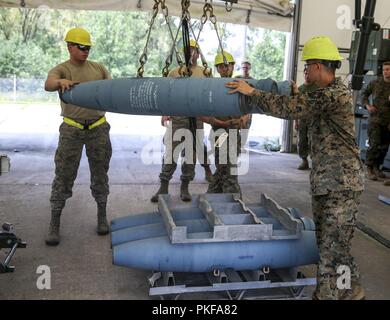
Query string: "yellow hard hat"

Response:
xmin=64 ymin=28 xmax=92 ymax=46
xmin=189 ymin=39 xmax=199 ymax=48
xmin=301 ymin=36 xmax=343 ymax=61
xmin=215 ymin=51 xmax=235 ymax=66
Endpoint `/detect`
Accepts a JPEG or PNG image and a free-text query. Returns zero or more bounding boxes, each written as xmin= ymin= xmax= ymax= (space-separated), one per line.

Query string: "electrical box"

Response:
xmin=349 ymin=29 xmax=390 ymax=75
xmin=0 ymin=155 xmax=10 ymax=175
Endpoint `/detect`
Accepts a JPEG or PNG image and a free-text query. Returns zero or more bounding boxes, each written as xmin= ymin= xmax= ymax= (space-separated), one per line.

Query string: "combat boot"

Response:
xmin=340 ymin=282 xmax=366 ymax=300
xmin=373 ymin=166 xmax=386 ymax=180
xmin=45 ymin=209 xmax=62 ymax=246
xmin=297 ymin=158 xmax=309 ymax=170
xmin=97 ymin=202 xmax=109 ymax=235
xmin=180 ymin=180 xmax=192 ymax=202
xmin=151 ymin=180 xmax=169 ymax=203
xmin=204 ymin=165 xmax=213 ymax=182
xmin=367 ymin=166 xmax=378 ymax=181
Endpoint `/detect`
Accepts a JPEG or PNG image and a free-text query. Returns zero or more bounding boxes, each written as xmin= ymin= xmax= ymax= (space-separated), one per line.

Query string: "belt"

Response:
xmin=63 ymin=116 xmax=106 ymax=130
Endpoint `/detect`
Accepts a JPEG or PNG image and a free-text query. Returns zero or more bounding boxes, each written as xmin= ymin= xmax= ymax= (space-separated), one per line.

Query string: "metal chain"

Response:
xmin=178 ymin=0 xmax=193 ymax=77
xmin=137 ymin=0 xmax=161 ymax=77
xmin=162 ymin=18 xmax=184 ymax=77
xmin=161 ymin=1 xmax=185 ymax=77
xmin=188 ymin=21 xmax=211 ymax=77
xmin=225 ymin=1 xmax=233 ymax=12
xmin=184 ymin=1 xmax=216 ymax=77
xmin=206 ymin=1 xmax=228 ymax=66
xmin=194 ymin=1 xmax=227 ymax=73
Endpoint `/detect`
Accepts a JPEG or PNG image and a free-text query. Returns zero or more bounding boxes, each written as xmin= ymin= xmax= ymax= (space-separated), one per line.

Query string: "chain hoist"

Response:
xmin=206 ymin=1 xmax=228 ymax=66
xmin=177 ymin=0 xmax=193 ymax=77
xmin=139 ymin=0 xmax=229 ymax=78
xmin=161 ymin=1 xmax=185 ymax=77
xmin=191 ymin=1 xmax=228 ymax=69
xmin=137 ymin=0 xmax=161 ymax=77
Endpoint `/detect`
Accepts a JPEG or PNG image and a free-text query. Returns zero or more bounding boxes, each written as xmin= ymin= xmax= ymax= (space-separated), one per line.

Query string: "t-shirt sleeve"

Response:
xmin=47 ymin=65 xmax=65 ymax=79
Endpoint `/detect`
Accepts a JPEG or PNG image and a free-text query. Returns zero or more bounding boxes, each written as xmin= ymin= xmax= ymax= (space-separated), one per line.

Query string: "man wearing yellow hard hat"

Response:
xmin=200 ymin=51 xmax=245 ymax=194
xmin=151 ymin=39 xmax=213 ymax=203
xmin=226 ymin=36 xmax=365 ymax=300
xmin=44 ymin=27 xmax=112 ymax=245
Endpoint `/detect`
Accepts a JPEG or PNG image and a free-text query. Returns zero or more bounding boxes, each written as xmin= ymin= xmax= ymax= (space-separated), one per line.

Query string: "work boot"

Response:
xmin=367 ymin=166 xmax=378 ymax=181
xmin=97 ymin=202 xmax=109 ymax=235
xmin=297 ymin=158 xmax=309 ymax=170
xmin=373 ymin=166 xmax=386 ymax=179
xmin=45 ymin=209 xmax=62 ymax=246
xmin=204 ymin=165 xmax=213 ymax=182
xmin=180 ymin=180 xmax=192 ymax=202
xmin=384 ymin=180 xmax=390 ymax=186
xmin=150 ymin=180 xmax=169 ymax=203
xmin=340 ymin=282 xmax=366 ymax=300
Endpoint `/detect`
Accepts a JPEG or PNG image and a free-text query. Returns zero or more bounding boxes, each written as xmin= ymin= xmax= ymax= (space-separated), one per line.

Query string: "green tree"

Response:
xmin=247 ymin=29 xmax=286 ymax=81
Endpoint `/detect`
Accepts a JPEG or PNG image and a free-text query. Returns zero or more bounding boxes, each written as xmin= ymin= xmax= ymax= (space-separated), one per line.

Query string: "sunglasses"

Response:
xmin=74 ymin=44 xmax=91 ymax=52
xmin=304 ymin=62 xmax=319 ymax=72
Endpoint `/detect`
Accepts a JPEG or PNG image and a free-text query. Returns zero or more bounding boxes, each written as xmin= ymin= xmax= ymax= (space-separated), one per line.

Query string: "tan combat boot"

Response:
xmin=150 ymin=180 xmax=169 ymax=203
xmin=97 ymin=202 xmax=109 ymax=235
xmin=340 ymin=282 xmax=366 ymax=300
xmin=367 ymin=166 xmax=378 ymax=181
xmin=180 ymin=180 xmax=192 ymax=202
xmin=373 ymin=166 xmax=386 ymax=180
xmin=45 ymin=209 xmax=62 ymax=246
xmin=298 ymin=158 xmax=310 ymax=170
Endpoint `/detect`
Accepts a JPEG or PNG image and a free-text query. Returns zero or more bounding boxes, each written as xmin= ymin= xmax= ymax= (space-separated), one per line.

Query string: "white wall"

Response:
xmin=297 ymin=0 xmax=390 ymax=84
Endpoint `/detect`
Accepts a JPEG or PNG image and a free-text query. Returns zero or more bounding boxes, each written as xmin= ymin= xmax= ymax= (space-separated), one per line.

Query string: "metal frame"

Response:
xmin=0 ymin=223 xmax=26 ymax=273
xmin=148 ymin=268 xmax=316 ymax=300
xmin=157 ymin=193 xmax=303 ymax=244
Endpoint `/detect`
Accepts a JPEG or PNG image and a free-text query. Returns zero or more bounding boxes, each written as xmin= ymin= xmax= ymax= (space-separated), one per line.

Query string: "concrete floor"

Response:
xmin=1 ymin=129 xmax=390 ymax=300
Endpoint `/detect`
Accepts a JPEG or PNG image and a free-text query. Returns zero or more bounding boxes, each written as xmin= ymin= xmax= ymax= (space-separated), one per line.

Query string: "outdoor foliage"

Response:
xmin=0 ymin=8 xmax=286 ymax=80
xmin=247 ymin=28 xmax=286 ymax=81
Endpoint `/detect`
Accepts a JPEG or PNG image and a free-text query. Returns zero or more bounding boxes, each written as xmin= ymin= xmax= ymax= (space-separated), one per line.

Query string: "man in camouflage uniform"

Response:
xmin=226 ymin=36 xmax=365 ymax=300
xmin=44 ymin=28 xmax=112 ymax=245
xmin=362 ymin=61 xmax=390 ymax=185
xmin=295 ymin=76 xmax=318 ymax=170
xmin=151 ymin=40 xmax=212 ymax=203
xmin=201 ymin=52 xmax=244 ymax=195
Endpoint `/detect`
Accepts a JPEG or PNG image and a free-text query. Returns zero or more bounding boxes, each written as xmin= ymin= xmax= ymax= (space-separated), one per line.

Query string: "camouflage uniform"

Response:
xmin=297 ymin=83 xmax=318 ymax=159
xmin=207 ymin=121 xmax=241 ymax=194
xmin=245 ymin=78 xmax=365 ymax=299
xmin=362 ymin=77 xmax=390 ymax=169
xmin=159 ymin=65 xmax=211 ymax=183
xmin=160 ymin=117 xmax=210 ymax=182
xmin=50 ymin=122 xmax=112 ymax=205
xmin=297 ymin=118 xmax=310 ymax=159
xmin=48 ymin=60 xmax=112 ymax=209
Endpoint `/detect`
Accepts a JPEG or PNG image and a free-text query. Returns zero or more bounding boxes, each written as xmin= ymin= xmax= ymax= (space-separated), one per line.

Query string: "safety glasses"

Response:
xmin=304 ymin=62 xmax=319 ymax=72
xmin=75 ymin=44 xmax=91 ymax=52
